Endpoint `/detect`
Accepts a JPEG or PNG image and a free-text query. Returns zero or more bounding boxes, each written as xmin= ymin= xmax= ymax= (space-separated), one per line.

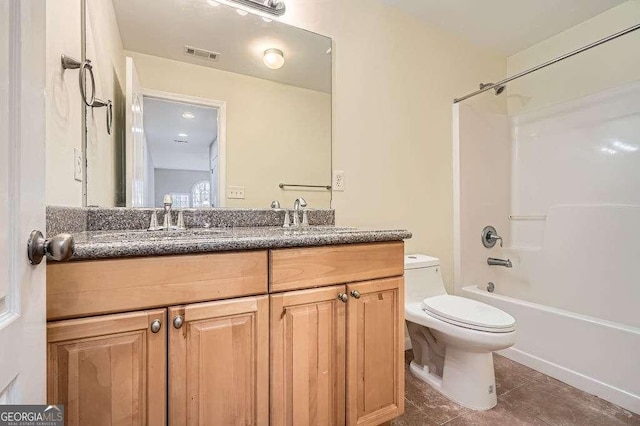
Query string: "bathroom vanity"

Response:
xmin=45 ymin=216 xmax=410 ymax=426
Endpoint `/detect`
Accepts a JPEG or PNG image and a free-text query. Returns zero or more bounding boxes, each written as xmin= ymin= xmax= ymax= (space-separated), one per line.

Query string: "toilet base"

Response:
xmin=410 ymin=348 xmax=497 ymax=411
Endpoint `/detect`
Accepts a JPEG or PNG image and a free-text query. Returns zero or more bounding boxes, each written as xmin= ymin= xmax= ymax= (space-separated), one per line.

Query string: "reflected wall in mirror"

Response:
xmin=83 ymin=0 xmax=332 ymax=209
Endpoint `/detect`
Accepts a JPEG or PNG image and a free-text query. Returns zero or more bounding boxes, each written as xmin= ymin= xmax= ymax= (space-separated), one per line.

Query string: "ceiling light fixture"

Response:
xmin=212 ymin=0 xmax=285 ymax=18
xmin=178 ymin=133 xmax=188 ymax=138
xmin=263 ymin=48 xmax=284 ymax=69
xmin=182 ymin=112 xmax=195 ymax=119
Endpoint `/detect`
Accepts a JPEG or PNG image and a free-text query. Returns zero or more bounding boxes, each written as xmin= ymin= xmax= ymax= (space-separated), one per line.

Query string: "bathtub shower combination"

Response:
xmin=453 ymin=22 xmax=640 ymax=415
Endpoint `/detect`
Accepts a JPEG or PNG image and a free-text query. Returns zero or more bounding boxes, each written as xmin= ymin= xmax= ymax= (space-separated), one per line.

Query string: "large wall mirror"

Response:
xmin=83 ymin=0 xmax=332 ymax=209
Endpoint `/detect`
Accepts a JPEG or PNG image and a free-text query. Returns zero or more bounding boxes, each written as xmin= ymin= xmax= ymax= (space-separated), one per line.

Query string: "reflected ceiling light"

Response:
xmin=213 ymin=0 xmax=285 ymax=18
xmin=600 ymin=147 xmax=617 ymax=155
xmin=206 ymin=0 xmax=220 ymax=6
xmin=178 ymin=133 xmax=189 ymax=138
xmin=263 ymin=48 xmax=284 ymax=69
xmin=182 ymin=112 xmax=195 ymax=119
xmin=262 ymin=16 xmax=272 ymax=22
xmin=611 ymin=140 xmax=638 ymax=152
xmin=236 ymin=8 xmax=249 ymax=16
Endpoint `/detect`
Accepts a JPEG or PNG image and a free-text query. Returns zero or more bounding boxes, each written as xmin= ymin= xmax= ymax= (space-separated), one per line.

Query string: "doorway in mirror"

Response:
xmin=128 ymin=87 xmax=226 ymax=208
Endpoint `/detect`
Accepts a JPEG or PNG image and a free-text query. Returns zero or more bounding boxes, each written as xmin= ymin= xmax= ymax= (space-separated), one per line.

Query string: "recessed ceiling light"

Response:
xmin=263 ymin=48 xmax=284 ymax=70
xmin=178 ymin=133 xmax=188 ymax=138
xmin=182 ymin=112 xmax=195 ymax=119
xmin=236 ymin=8 xmax=248 ymax=16
xmin=207 ymin=0 xmax=220 ymax=6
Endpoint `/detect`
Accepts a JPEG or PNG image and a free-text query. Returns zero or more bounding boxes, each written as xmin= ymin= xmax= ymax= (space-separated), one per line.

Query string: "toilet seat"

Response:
xmin=422 ymin=295 xmax=515 ymax=333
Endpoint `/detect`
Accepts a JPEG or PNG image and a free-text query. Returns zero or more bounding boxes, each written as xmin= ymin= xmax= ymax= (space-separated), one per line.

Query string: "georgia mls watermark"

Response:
xmin=0 ymin=405 xmax=63 ymax=426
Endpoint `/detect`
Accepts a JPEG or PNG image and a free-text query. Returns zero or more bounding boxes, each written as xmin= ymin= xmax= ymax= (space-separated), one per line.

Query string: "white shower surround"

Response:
xmin=453 ymin=81 xmax=640 ymax=414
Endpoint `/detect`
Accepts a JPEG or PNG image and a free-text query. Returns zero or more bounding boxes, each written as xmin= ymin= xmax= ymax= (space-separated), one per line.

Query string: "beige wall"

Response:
xmin=281 ymin=0 xmax=506 ymax=289
xmin=85 ymin=0 xmax=125 ymax=207
xmin=507 ymin=0 xmax=640 ymax=115
xmin=127 ymin=50 xmax=332 ymax=209
xmin=46 ymin=0 xmax=83 ymax=206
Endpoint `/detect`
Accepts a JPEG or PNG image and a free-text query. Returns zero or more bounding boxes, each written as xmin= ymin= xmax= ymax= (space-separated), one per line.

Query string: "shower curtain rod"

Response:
xmin=453 ymin=23 xmax=640 ymax=103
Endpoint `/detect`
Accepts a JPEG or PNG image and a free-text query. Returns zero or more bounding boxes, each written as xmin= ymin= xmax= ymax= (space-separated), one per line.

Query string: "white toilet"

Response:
xmin=404 ymin=254 xmax=516 ymax=410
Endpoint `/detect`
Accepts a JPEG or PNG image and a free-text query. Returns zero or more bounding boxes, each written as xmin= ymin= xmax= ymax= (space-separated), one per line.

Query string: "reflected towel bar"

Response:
xmin=508 ymin=215 xmax=547 ymax=221
xmin=279 ymin=183 xmax=332 ymax=190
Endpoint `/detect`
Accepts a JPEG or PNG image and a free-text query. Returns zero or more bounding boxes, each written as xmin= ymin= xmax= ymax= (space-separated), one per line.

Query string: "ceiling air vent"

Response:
xmin=184 ymin=45 xmax=220 ymax=62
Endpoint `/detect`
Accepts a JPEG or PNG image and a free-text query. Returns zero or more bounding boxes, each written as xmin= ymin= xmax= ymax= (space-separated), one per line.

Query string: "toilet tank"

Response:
xmin=404 ymin=254 xmax=446 ymax=304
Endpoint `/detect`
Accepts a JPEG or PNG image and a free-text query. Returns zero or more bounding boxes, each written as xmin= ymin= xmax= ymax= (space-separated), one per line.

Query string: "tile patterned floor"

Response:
xmin=392 ymin=350 xmax=640 ymax=426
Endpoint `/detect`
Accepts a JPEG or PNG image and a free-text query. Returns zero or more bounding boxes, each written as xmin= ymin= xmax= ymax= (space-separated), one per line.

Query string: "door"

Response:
xmin=346 ymin=278 xmax=404 ymax=426
xmin=169 ymin=296 xmax=269 ymax=426
xmin=270 ymin=285 xmax=346 ymax=426
xmin=47 ymin=309 xmax=167 ymax=425
xmin=0 ymin=0 xmax=47 ymax=403
xmin=125 ymin=56 xmax=146 ymax=207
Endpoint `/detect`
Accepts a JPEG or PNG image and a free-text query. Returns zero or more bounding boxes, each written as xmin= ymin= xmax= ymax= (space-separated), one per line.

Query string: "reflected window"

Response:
xmin=171 ymin=193 xmax=190 ymax=208
xmin=192 ymin=181 xmax=211 ymax=208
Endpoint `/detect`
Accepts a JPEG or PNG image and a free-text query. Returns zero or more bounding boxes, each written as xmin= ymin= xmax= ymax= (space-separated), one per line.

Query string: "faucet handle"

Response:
xmin=481 ymin=225 xmax=504 ymax=248
xmin=283 ymin=210 xmax=290 ymax=228
xmin=148 ymin=211 xmax=160 ymax=231
xmin=176 ymin=211 xmax=186 ymax=230
xmin=301 ymin=210 xmax=309 ymax=227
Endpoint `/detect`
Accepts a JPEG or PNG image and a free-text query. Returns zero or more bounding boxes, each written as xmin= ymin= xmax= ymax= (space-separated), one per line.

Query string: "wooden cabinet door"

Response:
xmin=270 ymin=285 xmax=347 ymax=426
xmin=169 ymin=296 xmax=269 ymax=426
xmin=346 ymin=277 xmax=404 ymax=426
xmin=47 ymin=309 xmax=167 ymax=426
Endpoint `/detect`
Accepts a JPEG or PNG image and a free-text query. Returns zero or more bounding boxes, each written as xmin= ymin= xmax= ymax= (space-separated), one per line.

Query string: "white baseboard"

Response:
xmin=498 ymin=347 xmax=640 ymax=415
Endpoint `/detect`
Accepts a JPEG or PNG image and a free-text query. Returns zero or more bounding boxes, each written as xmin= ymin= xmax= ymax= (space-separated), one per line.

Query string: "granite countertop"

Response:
xmin=68 ymin=226 xmax=412 ymax=260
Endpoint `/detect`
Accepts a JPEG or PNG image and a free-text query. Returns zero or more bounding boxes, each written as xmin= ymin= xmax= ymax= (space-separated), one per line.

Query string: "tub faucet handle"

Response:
xmin=482 ymin=225 xmax=504 ymax=248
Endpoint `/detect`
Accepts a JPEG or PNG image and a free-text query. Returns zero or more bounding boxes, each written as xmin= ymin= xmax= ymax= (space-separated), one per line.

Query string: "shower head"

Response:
xmin=479 ymin=82 xmax=506 ymax=96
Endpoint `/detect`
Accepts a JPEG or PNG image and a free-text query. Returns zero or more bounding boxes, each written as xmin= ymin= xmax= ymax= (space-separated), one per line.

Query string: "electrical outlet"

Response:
xmin=228 ymin=185 xmax=245 ymax=199
xmin=333 ymin=171 xmax=345 ymax=191
xmin=73 ymin=148 xmax=83 ymax=182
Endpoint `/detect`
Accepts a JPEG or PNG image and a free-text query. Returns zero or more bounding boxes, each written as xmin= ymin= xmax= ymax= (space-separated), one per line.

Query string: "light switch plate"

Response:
xmin=228 ymin=185 xmax=245 ymax=199
xmin=73 ymin=148 xmax=83 ymax=182
xmin=333 ymin=171 xmax=345 ymax=191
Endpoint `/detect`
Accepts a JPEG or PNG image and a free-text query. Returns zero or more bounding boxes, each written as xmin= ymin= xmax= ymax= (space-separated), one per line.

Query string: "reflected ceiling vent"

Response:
xmin=173 ymin=139 xmax=189 ymax=144
xmin=184 ymin=45 xmax=220 ymax=62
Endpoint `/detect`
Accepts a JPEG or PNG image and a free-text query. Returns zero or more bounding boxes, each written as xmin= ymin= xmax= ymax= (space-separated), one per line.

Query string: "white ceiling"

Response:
xmin=381 ymin=0 xmax=627 ymax=55
xmin=144 ymin=97 xmax=217 ymax=171
xmin=112 ymin=0 xmax=332 ymax=93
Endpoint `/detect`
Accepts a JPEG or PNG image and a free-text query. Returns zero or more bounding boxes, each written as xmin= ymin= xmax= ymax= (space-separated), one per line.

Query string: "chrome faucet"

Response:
xmin=487 ymin=258 xmax=512 ymax=268
xmin=292 ymin=197 xmax=307 ymax=227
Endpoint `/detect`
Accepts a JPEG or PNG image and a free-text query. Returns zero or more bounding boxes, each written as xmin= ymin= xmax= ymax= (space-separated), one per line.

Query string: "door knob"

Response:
xmin=338 ymin=293 xmax=348 ymax=303
xmin=27 ymin=230 xmax=75 ymax=265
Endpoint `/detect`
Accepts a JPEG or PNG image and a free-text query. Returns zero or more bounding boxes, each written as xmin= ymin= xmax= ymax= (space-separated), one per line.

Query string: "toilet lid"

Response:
xmin=422 ymin=295 xmax=516 ymax=332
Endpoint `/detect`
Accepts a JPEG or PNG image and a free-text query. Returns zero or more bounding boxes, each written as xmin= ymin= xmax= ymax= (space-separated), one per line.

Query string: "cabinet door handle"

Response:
xmin=150 ymin=319 xmax=162 ymax=333
xmin=350 ymin=290 xmax=361 ymax=299
xmin=338 ymin=293 xmax=348 ymax=303
xmin=173 ymin=315 xmax=184 ymax=329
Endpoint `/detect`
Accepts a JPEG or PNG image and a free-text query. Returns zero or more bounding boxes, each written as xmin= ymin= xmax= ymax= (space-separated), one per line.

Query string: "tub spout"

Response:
xmin=487 ymin=257 xmax=512 ymax=268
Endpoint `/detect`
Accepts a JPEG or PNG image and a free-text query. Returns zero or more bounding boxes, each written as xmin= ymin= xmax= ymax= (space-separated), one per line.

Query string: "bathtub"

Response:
xmin=462 ymin=284 xmax=640 ymax=414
